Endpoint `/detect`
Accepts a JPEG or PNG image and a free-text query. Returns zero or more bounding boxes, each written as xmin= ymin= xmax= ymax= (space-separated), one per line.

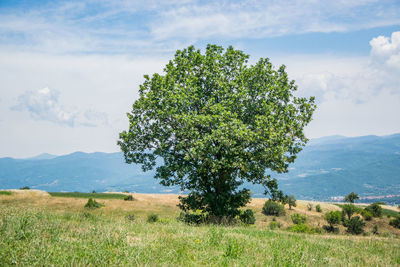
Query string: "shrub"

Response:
xmin=291 ymin=213 xmax=306 ymax=225
xmin=123 ymin=190 xmax=129 ymax=193
xmin=84 ymin=198 xmax=103 ymax=209
xmin=147 ymin=213 xmax=159 ymax=223
xmin=20 ymin=186 xmax=30 ymax=190
xmin=178 ymin=211 xmax=206 ymax=225
xmin=307 ymin=203 xmax=313 ymax=211
xmin=262 ymin=200 xmax=285 ymax=216
xmin=365 ymin=203 xmax=383 ymax=217
xmin=361 ymin=210 xmax=373 ymax=221
xmin=342 ymin=204 xmax=357 ymax=220
xmin=389 ymin=216 xmax=400 ymax=229
xmin=372 ymin=225 xmax=379 ymax=235
xmin=287 ymin=195 xmax=297 ymax=210
xmin=126 ymin=214 xmax=135 ymax=222
xmin=346 ymin=216 xmax=365 ymax=235
xmin=239 ymin=209 xmax=255 ymax=225
xmin=124 ymin=195 xmax=134 ymax=201
xmin=0 ymin=191 xmax=12 ymax=196
xmin=324 ymin=211 xmax=341 ymax=233
xmin=287 ymin=224 xmax=309 ymax=233
xmin=269 ymin=221 xmax=282 ymax=230
xmin=316 ymin=204 xmax=322 ymax=212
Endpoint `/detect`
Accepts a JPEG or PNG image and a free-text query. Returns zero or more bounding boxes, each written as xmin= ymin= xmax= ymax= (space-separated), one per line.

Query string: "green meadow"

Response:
xmin=1 ymin=191 xmax=399 ymax=266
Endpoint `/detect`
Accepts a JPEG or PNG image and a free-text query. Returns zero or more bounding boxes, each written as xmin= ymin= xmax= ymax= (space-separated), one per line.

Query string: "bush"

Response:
xmin=178 ymin=211 xmax=207 ymax=225
xmin=361 ymin=210 xmax=373 ymax=221
xmin=389 ymin=216 xmax=400 ymax=229
xmin=269 ymin=221 xmax=282 ymax=230
xmin=307 ymin=203 xmax=313 ymax=211
xmin=147 ymin=213 xmax=159 ymax=223
xmin=84 ymin=198 xmax=103 ymax=209
xmin=287 ymin=195 xmax=297 ymax=210
xmin=20 ymin=186 xmax=30 ymax=190
xmin=346 ymin=216 xmax=365 ymax=235
xmin=291 ymin=213 xmax=306 ymax=225
xmin=262 ymin=200 xmax=285 ymax=216
xmin=324 ymin=211 xmax=341 ymax=233
xmin=372 ymin=225 xmax=379 ymax=235
xmin=239 ymin=209 xmax=255 ymax=225
xmin=126 ymin=214 xmax=135 ymax=221
xmin=365 ymin=203 xmax=383 ymax=217
xmin=124 ymin=195 xmax=134 ymax=201
xmin=287 ymin=224 xmax=322 ymax=234
xmin=316 ymin=204 xmax=322 ymax=212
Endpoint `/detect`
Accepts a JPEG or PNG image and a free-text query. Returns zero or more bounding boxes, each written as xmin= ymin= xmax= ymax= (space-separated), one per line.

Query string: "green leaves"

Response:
xmin=118 ymin=44 xmax=316 ymax=218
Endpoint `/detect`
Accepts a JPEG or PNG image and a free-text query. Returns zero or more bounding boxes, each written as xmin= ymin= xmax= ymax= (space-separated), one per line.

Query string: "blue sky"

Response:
xmin=0 ymin=0 xmax=400 ymax=157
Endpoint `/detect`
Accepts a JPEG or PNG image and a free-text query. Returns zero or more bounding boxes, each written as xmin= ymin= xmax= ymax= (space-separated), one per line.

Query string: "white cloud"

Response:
xmin=1 ymin=0 xmax=399 ymax=54
xmin=292 ymin=31 xmax=400 ymax=105
xmin=11 ymin=87 xmax=108 ymax=127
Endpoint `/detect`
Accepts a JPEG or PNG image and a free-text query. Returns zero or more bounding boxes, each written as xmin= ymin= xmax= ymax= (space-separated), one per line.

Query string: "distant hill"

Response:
xmin=0 ymin=134 xmax=399 ymax=203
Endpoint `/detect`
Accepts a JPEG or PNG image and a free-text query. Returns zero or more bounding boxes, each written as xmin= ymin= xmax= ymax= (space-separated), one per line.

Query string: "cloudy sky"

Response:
xmin=0 ymin=0 xmax=399 ymax=158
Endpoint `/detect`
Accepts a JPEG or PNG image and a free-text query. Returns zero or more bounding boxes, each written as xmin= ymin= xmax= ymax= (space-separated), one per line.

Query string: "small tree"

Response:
xmin=342 ymin=204 xmax=357 ymax=220
xmin=324 ymin=211 xmax=341 ymax=232
xmin=344 ymin=192 xmax=359 ymax=203
xmin=286 ymin=195 xmax=297 ymax=210
xmin=118 ymin=45 xmax=316 ymax=220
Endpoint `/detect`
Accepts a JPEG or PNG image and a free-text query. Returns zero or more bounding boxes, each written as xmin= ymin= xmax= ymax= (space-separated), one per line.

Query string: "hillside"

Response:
xmin=1 ymin=133 xmax=400 ymax=202
xmin=0 ymin=191 xmax=399 ymax=266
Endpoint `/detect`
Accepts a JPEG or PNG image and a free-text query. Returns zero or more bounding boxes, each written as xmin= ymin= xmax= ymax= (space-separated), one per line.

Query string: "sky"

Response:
xmin=0 ymin=0 xmax=400 ymax=158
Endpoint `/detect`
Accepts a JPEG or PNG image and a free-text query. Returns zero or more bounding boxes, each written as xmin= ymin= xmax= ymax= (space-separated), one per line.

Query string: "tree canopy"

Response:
xmin=344 ymin=192 xmax=360 ymax=203
xmin=118 ymin=44 xmax=316 ymax=219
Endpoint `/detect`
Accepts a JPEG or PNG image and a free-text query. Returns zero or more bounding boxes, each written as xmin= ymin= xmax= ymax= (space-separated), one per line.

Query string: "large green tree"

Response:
xmin=118 ymin=45 xmax=316 ymax=219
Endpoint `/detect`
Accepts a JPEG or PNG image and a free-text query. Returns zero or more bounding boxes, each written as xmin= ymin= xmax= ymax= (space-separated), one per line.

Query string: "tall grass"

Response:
xmin=0 ymin=206 xmax=399 ymax=266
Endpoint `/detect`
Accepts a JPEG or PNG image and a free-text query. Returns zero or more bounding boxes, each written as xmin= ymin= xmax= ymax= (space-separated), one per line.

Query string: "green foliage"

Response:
xmin=291 ymin=213 xmax=306 ymax=225
xmin=324 ymin=211 xmax=341 ymax=233
xmin=365 ymin=203 xmax=383 ymax=217
xmin=269 ymin=221 xmax=282 ymax=230
xmin=315 ymin=204 xmax=322 ymax=212
xmin=118 ymin=44 xmax=316 ymax=219
xmin=389 ymin=216 xmax=400 ymax=229
xmin=84 ymin=198 xmax=103 ymax=209
xmin=346 ymin=216 xmax=365 ymax=235
xmin=344 ymin=192 xmax=360 ymax=203
xmin=307 ymin=203 xmax=313 ymax=211
xmin=147 ymin=213 xmax=159 ymax=223
xmin=262 ymin=200 xmax=285 ymax=216
xmin=372 ymin=225 xmax=379 ymax=235
xmin=49 ymin=192 xmax=126 ymax=199
xmin=0 ymin=191 xmax=12 ymax=196
xmin=178 ymin=211 xmax=207 ymax=225
xmin=20 ymin=186 xmax=30 ymax=190
xmin=123 ymin=195 xmax=134 ymax=201
xmin=239 ymin=209 xmax=255 ymax=225
xmin=361 ymin=210 xmax=373 ymax=221
xmin=287 ymin=224 xmax=321 ymax=234
xmin=342 ymin=204 xmax=357 ymax=220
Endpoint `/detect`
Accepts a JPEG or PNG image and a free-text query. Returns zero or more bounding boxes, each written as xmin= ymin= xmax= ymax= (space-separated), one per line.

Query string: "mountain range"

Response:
xmin=1 ymin=134 xmax=399 ymax=202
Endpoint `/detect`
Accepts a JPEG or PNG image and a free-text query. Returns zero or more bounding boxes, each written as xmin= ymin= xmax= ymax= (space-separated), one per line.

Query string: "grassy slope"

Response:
xmin=1 ymin=191 xmax=399 ymax=266
xmin=48 ymin=192 xmax=128 ymax=199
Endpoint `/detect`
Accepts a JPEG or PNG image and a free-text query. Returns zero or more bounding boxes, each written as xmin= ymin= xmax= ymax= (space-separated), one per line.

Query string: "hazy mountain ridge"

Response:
xmin=1 ymin=134 xmax=399 ymax=202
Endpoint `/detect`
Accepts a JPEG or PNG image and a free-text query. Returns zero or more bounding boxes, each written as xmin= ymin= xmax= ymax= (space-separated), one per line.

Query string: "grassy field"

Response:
xmin=1 ymin=190 xmax=399 ymax=266
xmin=48 ymin=192 xmax=128 ymax=199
